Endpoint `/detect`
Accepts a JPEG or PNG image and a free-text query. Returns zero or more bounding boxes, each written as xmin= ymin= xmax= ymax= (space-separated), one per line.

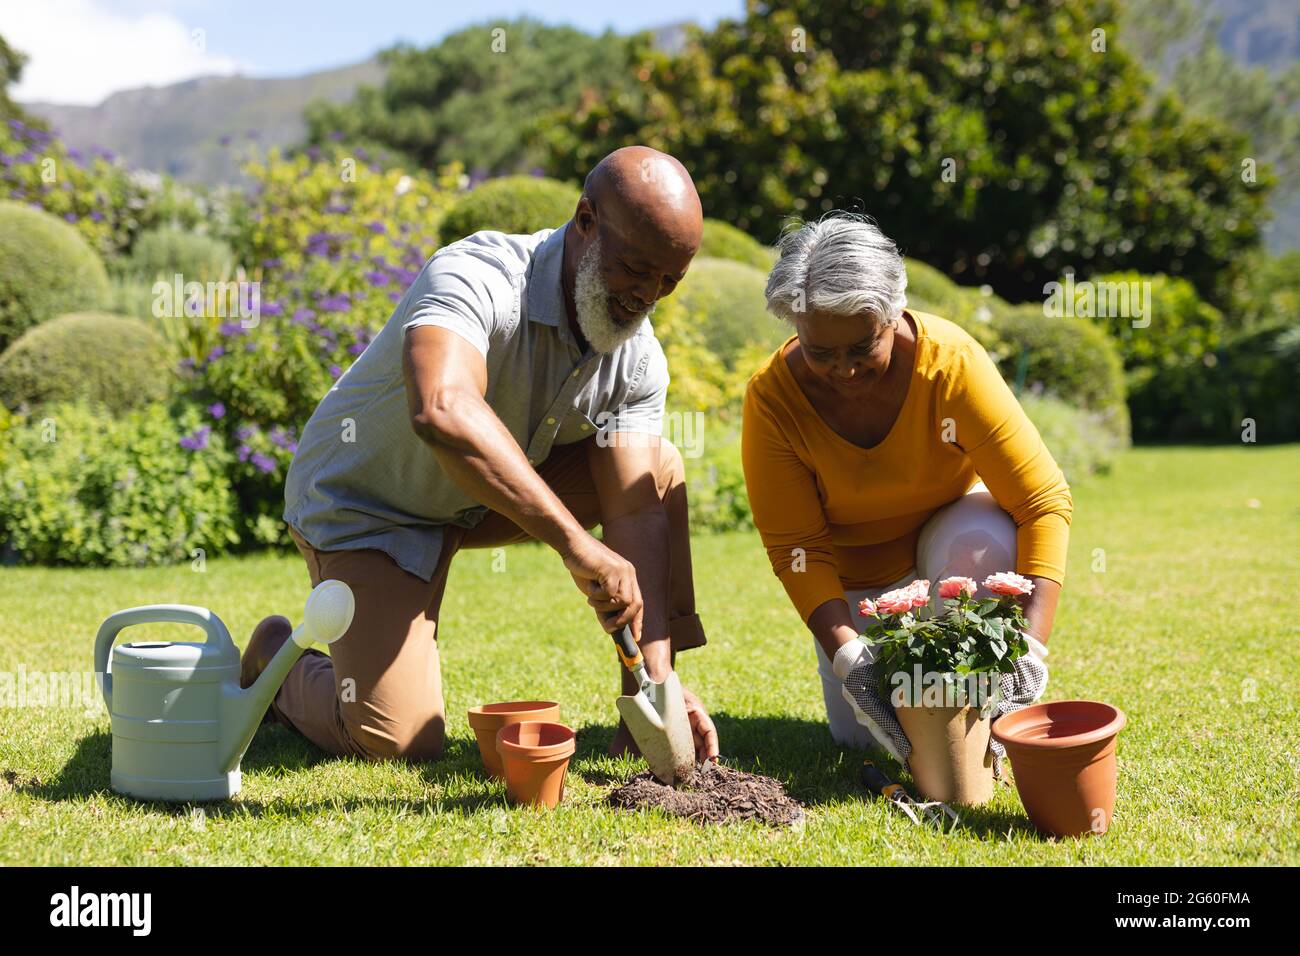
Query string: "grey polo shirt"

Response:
xmin=283 ymin=224 xmax=669 ymax=581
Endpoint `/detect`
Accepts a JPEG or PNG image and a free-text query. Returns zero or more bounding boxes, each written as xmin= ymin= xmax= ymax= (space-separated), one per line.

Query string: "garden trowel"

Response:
xmin=611 ymin=623 xmax=696 ymax=785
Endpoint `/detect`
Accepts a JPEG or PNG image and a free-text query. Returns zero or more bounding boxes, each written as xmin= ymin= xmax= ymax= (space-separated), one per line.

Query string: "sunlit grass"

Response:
xmin=1 ymin=446 xmax=1296 ymax=865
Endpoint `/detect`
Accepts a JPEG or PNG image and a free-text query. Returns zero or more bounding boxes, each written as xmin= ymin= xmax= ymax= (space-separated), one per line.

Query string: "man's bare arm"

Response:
xmin=585 ymin=434 xmax=670 ymax=671
xmin=402 ymin=325 xmax=642 ymax=632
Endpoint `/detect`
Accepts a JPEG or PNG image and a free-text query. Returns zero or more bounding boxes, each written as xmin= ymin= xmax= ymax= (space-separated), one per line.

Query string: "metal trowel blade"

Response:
xmin=616 ymin=670 xmax=696 ymax=785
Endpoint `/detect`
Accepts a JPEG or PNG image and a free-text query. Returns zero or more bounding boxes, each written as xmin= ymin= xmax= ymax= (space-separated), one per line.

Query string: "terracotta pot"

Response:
xmin=992 ymin=700 xmax=1126 ymax=838
xmin=496 ymin=721 xmax=576 ymax=809
xmin=467 ymin=701 xmax=560 ymax=779
xmin=895 ymin=703 xmax=995 ymax=805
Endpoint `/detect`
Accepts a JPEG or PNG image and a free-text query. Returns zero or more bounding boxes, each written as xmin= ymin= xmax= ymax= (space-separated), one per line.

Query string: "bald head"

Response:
xmin=582 ymin=146 xmax=703 ymax=252
xmin=561 ymin=146 xmax=703 ymax=352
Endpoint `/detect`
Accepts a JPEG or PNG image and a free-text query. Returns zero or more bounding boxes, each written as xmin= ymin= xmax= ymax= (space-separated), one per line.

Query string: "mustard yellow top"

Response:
xmin=741 ymin=310 xmax=1073 ymax=624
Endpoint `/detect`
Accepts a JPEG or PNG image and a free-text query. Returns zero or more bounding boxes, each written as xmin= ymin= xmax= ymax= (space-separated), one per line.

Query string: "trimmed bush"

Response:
xmin=698 ymin=219 xmax=774 ymax=270
xmin=1086 ymin=272 xmax=1224 ymax=379
xmin=1129 ymin=322 xmax=1300 ymax=443
xmin=0 ymin=401 xmax=240 ymax=567
xmin=669 ymin=257 xmax=787 ymax=366
xmin=904 ymin=257 xmax=1002 ymax=352
xmin=0 ymin=312 xmax=171 ymax=414
xmin=989 ymin=304 xmax=1129 ymax=440
xmin=438 ymin=175 xmax=580 ymax=244
xmin=0 ymin=201 xmax=110 ymax=351
xmin=126 ymin=226 xmax=235 ymax=281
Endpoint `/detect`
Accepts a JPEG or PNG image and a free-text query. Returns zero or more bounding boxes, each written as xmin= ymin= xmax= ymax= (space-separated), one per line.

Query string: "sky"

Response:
xmin=1 ymin=0 xmax=740 ymax=105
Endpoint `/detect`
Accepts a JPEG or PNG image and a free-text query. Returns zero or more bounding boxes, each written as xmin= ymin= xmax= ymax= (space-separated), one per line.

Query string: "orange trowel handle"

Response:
xmin=611 ymin=624 xmax=643 ymax=671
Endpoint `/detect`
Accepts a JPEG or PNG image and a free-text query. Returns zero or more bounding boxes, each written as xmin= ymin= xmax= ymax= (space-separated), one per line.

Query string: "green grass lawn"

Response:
xmin=2 ymin=445 xmax=1297 ymax=865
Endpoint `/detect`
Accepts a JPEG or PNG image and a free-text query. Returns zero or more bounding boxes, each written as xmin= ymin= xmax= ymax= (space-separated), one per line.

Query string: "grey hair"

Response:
xmin=764 ymin=211 xmax=908 ymax=326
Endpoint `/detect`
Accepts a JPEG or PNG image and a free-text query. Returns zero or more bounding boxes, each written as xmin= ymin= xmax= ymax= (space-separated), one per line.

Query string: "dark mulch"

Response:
xmin=606 ymin=763 xmax=805 ymax=827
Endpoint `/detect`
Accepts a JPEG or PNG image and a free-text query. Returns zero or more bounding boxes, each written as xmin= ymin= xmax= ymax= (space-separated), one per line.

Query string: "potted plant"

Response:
xmin=858 ymin=573 xmax=1035 ymax=805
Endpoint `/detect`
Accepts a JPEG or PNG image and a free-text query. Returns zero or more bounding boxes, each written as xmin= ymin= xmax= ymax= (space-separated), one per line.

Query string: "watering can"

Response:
xmin=93 ymin=579 xmax=355 ymax=802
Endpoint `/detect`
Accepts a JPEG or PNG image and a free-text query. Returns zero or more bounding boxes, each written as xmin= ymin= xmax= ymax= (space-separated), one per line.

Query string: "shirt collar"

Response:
xmin=526 ymin=222 xmax=568 ymax=330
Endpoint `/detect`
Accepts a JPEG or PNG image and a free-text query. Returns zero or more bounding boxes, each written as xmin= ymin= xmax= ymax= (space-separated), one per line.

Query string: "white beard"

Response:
xmin=573 ymin=235 xmax=654 ymax=354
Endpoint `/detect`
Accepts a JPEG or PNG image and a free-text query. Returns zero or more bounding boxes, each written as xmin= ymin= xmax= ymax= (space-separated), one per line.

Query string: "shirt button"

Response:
xmin=580 ymin=423 xmax=590 ymax=431
xmin=527 ymin=458 xmax=535 ymax=465
xmin=571 ymin=369 xmax=581 ymax=378
xmin=546 ymin=417 xmax=556 ymax=425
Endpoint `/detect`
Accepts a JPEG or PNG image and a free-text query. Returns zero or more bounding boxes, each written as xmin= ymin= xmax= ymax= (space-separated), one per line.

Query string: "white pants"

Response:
xmin=813 ymin=482 xmax=1018 ymax=748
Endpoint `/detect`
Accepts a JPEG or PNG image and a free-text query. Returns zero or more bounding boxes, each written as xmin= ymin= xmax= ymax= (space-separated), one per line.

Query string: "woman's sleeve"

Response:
xmin=741 ymin=385 xmax=844 ymax=623
xmin=941 ymin=342 xmax=1073 ymax=584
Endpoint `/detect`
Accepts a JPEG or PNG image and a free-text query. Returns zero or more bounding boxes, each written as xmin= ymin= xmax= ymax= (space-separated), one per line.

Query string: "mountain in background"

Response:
xmin=1209 ymin=0 xmax=1300 ymax=72
xmin=25 ymin=59 xmax=383 ymax=185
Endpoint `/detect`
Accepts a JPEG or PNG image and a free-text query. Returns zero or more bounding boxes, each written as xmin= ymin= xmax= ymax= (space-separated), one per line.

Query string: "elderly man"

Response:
xmin=244 ymin=146 xmax=719 ymax=765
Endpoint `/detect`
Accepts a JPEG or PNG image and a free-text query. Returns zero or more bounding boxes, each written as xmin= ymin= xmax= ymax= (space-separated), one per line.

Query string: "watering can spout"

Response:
xmin=218 ymin=580 xmax=355 ymax=774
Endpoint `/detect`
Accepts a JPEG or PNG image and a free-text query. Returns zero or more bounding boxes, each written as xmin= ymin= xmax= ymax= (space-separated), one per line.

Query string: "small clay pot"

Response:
xmin=496 ymin=721 xmax=576 ymax=809
xmin=467 ymin=701 xmax=560 ymax=779
xmin=895 ymin=703 xmax=995 ymax=805
xmin=992 ymin=700 xmax=1126 ymax=838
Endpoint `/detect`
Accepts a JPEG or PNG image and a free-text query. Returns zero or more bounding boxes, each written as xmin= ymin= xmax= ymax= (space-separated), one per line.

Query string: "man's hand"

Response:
xmin=681 ymin=683 xmax=719 ymax=764
xmin=561 ymin=535 xmax=643 ymax=636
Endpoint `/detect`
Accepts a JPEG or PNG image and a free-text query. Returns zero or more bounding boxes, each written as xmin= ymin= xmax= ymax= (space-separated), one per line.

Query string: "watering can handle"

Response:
xmin=93 ymin=604 xmax=236 ymax=710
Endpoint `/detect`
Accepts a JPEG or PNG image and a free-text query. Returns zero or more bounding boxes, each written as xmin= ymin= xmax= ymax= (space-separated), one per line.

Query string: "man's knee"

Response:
xmin=343 ymin=710 xmax=446 ymax=763
xmin=655 ymin=438 xmax=686 ymax=500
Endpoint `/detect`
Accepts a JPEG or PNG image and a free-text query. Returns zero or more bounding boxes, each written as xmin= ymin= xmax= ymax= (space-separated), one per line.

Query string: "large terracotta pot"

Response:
xmin=895 ymin=703 xmax=995 ymax=806
xmin=992 ymin=700 xmax=1126 ymax=838
xmin=496 ymin=721 xmax=576 ymax=809
xmin=467 ymin=701 xmax=559 ymax=779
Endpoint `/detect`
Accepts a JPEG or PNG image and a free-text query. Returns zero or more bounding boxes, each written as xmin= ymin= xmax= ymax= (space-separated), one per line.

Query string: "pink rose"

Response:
xmin=938 ymin=576 xmax=978 ymax=599
xmin=874 ymin=587 xmax=915 ymax=615
xmin=984 ymin=571 xmax=1035 ymax=596
xmin=857 ymin=597 xmax=878 ymax=618
xmin=905 ymin=579 xmax=932 ymax=609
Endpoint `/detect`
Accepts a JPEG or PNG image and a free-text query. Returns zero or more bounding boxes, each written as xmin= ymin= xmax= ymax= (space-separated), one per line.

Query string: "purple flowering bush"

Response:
xmin=0 ymin=117 xmax=205 ymax=261
xmin=177 ymin=147 xmax=462 ymax=544
xmin=0 ymin=400 xmax=239 ymax=566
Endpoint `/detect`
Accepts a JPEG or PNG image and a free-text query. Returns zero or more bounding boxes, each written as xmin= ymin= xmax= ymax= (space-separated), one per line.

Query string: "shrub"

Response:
xmin=668 ymin=257 xmax=786 ymax=367
xmin=1018 ymin=393 xmax=1125 ymax=481
xmin=1227 ymin=250 xmax=1300 ymax=331
xmin=0 ymin=201 xmax=110 ymax=350
xmin=684 ymin=428 xmax=754 ymax=534
xmin=0 ymin=312 xmax=171 ymax=414
xmin=698 ymin=219 xmax=774 ymax=270
xmin=126 ymin=226 xmax=234 ymax=281
xmin=1086 ymin=272 xmax=1224 ymax=379
xmin=988 ymin=304 xmax=1129 ymax=443
xmin=0 ymin=401 xmax=240 ymax=567
xmin=438 ymin=175 xmax=579 ymax=245
xmin=903 ymin=258 xmax=1002 ymax=352
xmin=1128 ymin=322 xmax=1300 ymax=443
xmin=0 ymin=118 xmax=207 ymax=262
xmin=652 ymin=258 xmax=786 ymax=420
xmin=194 ymin=147 xmax=462 ymax=545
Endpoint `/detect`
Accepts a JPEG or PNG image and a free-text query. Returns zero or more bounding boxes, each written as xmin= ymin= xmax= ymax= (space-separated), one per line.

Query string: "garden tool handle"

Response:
xmin=610 ymin=623 xmax=643 ymax=671
xmin=93 ymin=605 xmax=236 ymax=709
xmin=859 ymin=759 xmax=907 ymax=801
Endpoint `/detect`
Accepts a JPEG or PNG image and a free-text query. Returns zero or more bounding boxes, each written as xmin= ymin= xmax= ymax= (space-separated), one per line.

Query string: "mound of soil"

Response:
xmin=607 ymin=763 xmax=804 ymax=827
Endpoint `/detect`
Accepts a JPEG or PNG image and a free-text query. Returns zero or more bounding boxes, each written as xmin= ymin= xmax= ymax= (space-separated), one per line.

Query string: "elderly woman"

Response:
xmin=741 ymin=212 xmax=1071 ymax=753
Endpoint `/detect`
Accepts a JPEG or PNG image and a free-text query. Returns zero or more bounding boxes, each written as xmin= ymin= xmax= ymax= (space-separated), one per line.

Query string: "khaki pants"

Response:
xmin=275 ymin=438 xmax=706 ymax=762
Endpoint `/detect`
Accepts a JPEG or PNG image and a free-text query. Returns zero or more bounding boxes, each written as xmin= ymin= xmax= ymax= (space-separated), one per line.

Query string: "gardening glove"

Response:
xmin=833 ymin=641 xmax=912 ymax=767
xmin=987 ymin=632 xmax=1050 ymax=777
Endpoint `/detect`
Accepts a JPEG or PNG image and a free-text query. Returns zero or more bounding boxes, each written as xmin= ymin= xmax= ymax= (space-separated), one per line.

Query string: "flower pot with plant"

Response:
xmin=856 ymin=573 xmax=1040 ymax=806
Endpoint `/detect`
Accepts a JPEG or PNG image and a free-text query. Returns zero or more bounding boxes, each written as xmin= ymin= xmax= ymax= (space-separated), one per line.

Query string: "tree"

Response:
xmin=303 ymin=18 xmax=634 ymax=177
xmin=541 ymin=0 xmax=1270 ymax=305
xmin=0 ymin=34 xmax=44 ymax=128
